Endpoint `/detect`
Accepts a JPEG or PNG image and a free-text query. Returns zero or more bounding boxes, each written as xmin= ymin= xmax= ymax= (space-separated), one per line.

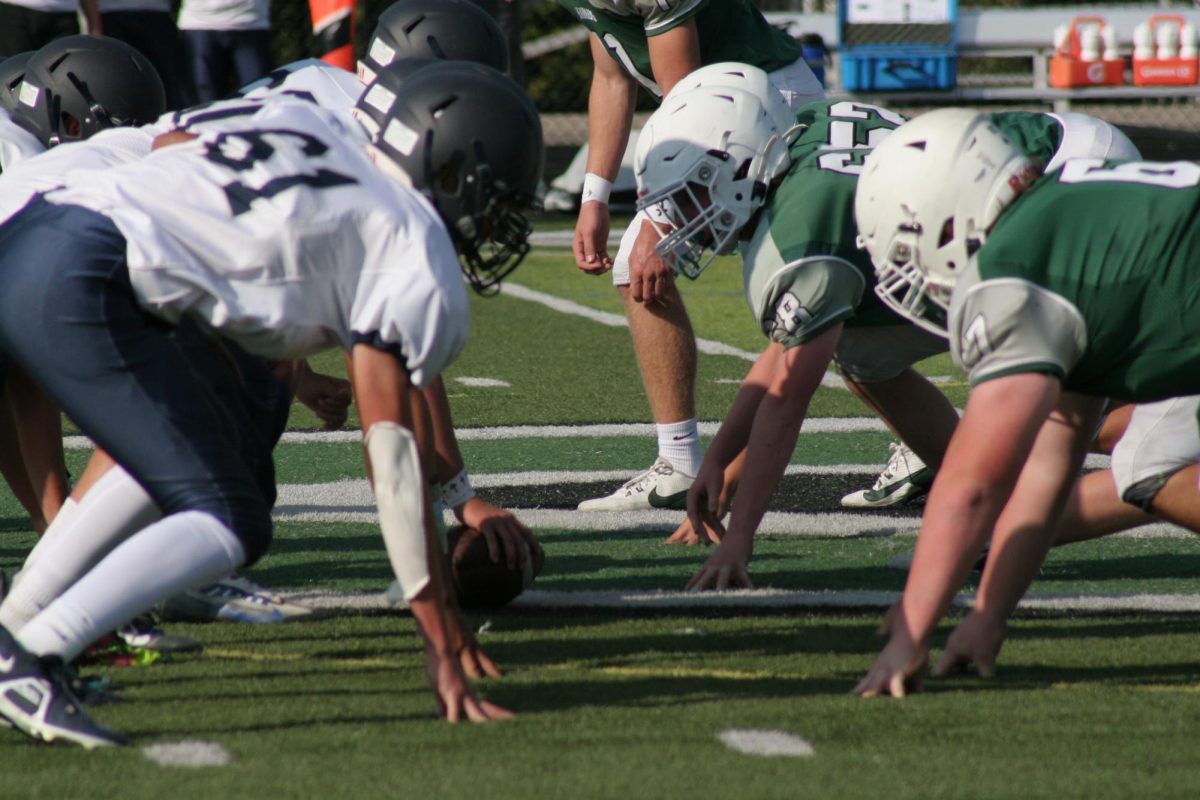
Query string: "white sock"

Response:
xmin=17 ymin=511 xmax=245 ymax=662
xmin=0 ymin=466 xmax=159 ymax=632
xmin=657 ymin=419 xmax=701 ymax=477
xmin=13 ymin=496 xmax=78 ymax=585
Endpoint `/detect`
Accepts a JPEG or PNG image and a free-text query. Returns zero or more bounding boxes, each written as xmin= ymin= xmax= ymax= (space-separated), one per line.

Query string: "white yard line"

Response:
xmin=278 ymin=586 xmax=1200 ymax=615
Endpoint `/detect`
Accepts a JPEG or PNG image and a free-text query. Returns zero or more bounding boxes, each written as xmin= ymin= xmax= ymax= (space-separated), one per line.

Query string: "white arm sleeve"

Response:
xmin=365 ymin=422 xmax=431 ymax=601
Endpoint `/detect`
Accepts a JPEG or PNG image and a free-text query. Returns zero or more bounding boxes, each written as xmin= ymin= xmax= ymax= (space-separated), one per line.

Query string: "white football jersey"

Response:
xmin=44 ymin=101 xmax=468 ymax=387
xmin=0 ymin=126 xmax=153 ymax=225
xmin=145 ymin=60 xmax=365 ymax=139
xmin=0 ymin=108 xmax=45 ymax=173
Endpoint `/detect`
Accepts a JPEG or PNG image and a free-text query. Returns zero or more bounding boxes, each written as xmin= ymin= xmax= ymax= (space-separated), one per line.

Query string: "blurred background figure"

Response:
xmin=467 ymin=0 xmax=525 ymax=86
xmin=98 ymin=0 xmax=193 ymax=108
xmin=0 ymin=0 xmax=100 ymax=56
xmin=178 ymin=0 xmax=273 ymax=103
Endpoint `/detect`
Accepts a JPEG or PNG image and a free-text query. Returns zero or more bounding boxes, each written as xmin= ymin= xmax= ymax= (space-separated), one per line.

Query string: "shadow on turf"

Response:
xmin=1038 ymin=551 xmax=1200 ymax=585
xmin=137 ymin=710 xmax=438 ymax=740
xmin=485 ymin=474 xmax=923 ymax=518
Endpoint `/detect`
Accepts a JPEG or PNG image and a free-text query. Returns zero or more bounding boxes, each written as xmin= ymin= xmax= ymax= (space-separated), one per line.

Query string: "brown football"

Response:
xmin=446 ymin=525 xmax=544 ymax=609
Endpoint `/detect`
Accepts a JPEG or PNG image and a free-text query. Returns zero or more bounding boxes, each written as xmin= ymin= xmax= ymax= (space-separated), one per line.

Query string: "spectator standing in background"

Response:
xmin=99 ymin=0 xmax=193 ymax=108
xmin=178 ymin=0 xmax=273 ymax=103
xmin=0 ymin=0 xmax=101 ymax=56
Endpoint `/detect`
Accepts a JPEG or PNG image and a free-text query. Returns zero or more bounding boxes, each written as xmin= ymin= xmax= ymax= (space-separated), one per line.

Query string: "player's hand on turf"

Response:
xmin=573 ymin=201 xmax=612 ymax=274
xmin=294 ymin=367 xmax=352 ymax=430
xmin=933 ymin=611 xmax=1007 ymax=679
xmin=854 ymin=630 xmax=930 ymax=698
xmin=666 ymin=514 xmax=723 ymax=546
xmin=448 ymin=605 xmax=505 ymax=680
xmin=685 ymin=538 xmax=753 ymax=591
xmin=458 ymin=497 xmax=543 ymax=571
xmin=425 ymin=644 xmax=512 ymax=723
xmin=629 ymin=223 xmax=674 ymax=304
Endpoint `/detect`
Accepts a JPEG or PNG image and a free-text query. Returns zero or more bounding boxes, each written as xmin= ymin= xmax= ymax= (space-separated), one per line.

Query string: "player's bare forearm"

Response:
xmin=421 ymin=377 xmax=466 ymax=482
xmin=704 ymin=345 xmax=786 ymax=469
xmin=972 ymin=393 xmax=1101 ymax=621
xmin=894 ymin=373 xmax=1062 ymax=647
xmin=723 ymin=330 xmax=839 ymax=544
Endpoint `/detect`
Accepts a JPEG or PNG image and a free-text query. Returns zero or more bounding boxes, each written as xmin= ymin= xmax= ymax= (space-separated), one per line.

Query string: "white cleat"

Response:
xmin=160 ymin=574 xmax=314 ymax=624
xmin=577 ymin=457 xmax=694 ymax=512
xmin=841 ymin=442 xmax=934 ymax=509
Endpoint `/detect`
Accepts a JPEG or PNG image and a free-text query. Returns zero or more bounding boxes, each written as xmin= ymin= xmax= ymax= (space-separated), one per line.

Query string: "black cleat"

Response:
xmin=0 ymin=628 xmax=126 ymax=748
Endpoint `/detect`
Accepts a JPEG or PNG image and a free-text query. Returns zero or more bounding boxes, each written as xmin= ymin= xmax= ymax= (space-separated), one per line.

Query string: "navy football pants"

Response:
xmin=0 ymin=200 xmax=275 ymax=562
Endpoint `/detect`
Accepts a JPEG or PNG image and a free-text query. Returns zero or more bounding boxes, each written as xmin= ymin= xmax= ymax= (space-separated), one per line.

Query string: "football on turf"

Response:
xmin=446 ymin=525 xmax=545 ymax=609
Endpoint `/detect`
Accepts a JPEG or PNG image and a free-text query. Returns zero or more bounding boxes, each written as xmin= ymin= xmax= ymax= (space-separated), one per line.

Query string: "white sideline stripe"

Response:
xmin=142 ymin=741 xmax=232 ymax=768
xmin=276 ymin=587 xmax=1200 ymax=615
xmin=719 ymin=729 xmax=815 ymax=758
xmin=501 ymin=281 xmax=848 ymax=390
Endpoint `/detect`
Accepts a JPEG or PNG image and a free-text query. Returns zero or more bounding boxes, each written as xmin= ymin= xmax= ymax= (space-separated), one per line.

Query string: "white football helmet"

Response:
xmin=667 ymin=62 xmax=796 ymax=134
xmin=855 ymin=108 xmax=1042 ymax=336
xmin=635 ymin=83 xmax=793 ymax=278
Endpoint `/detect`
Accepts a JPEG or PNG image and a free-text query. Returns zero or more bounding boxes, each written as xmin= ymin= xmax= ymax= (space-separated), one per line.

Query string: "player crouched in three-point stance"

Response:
xmin=0 ymin=0 xmax=537 ymax=633
xmin=0 ymin=37 xmax=166 ymax=535
xmin=0 ymin=62 xmax=543 ymax=746
xmin=852 ymin=110 xmax=1200 ymax=696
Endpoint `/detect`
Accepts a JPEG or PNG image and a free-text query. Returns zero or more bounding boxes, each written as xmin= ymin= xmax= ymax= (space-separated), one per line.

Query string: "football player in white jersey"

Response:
xmin=0 ymin=2 xmax=537 ymax=632
xmin=0 ymin=37 xmax=165 ymax=538
xmin=0 ymin=62 xmax=543 ymax=746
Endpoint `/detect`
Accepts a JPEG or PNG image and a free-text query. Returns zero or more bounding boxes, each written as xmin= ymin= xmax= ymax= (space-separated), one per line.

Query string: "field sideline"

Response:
xmin=2 ymin=235 xmax=1200 ymax=798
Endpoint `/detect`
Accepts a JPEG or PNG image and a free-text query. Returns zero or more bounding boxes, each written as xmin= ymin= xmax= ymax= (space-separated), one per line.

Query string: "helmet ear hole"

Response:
xmin=937 ymin=217 xmax=954 ymax=248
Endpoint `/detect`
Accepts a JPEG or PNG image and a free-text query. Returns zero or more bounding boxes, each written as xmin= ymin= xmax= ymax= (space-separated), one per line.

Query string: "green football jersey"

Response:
xmin=557 ymin=0 xmax=803 ymax=98
xmin=953 ymin=159 xmax=1200 ymax=402
xmin=739 ymin=101 xmax=907 ymax=347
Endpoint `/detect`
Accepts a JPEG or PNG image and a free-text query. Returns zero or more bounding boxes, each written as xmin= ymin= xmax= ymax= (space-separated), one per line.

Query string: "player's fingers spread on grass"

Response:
xmin=685 ymin=567 xmax=713 ymax=591
xmin=665 ymin=519 xmax=701 ymax=545
xmin=472 ymin=699 xmax=514 ymax=722
xmin=473 ymin=649 xmax=504 ymax=679
xmin=733 ymin=564 xmax=753 ymax=589
xmin=715 ymin=565 xmax=734 ymax=590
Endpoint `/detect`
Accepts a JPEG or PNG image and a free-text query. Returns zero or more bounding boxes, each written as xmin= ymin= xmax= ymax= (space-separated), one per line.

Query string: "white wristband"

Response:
xmin=582 ymin=172 xmax=612 ymax=205
xmin=440 ymin=468 xmax=476 ymax=510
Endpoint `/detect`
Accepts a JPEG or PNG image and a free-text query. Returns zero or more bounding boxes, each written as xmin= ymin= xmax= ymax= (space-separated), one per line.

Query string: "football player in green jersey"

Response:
xmin=853 ymin=108 xmax=1200 ymax=697
xmin=842 ymin=110 xmax=1143 ymax=510
xmin=638 ymin=78 xmax=1180 ymax=593
xmin=558 ymin=1 xmax=824 ymax=513
xmin=636 ymin=80 xmax=928 ymax=588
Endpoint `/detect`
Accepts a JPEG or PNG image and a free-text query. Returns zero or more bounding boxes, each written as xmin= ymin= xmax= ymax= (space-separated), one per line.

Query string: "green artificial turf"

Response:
xmin=4 ymin=614 xmax=1200 ymax=800
xmin=6 ymin=236 xmax=1195 ymax=796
